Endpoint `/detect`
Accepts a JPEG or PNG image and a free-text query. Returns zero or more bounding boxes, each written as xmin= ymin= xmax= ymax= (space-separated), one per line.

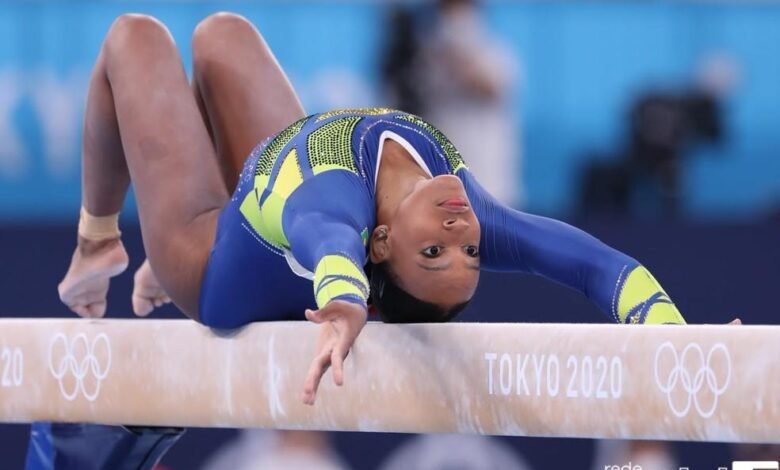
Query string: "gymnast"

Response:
xmin=57 ymin=12 xmax=686 ymax=408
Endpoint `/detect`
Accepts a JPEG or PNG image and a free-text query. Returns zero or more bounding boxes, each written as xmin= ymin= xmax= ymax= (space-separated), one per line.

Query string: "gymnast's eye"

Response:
xmin=464 ymin=245 xmax=479 ymax=258
xmin=421 ymin=246 xmax=443 ymax=258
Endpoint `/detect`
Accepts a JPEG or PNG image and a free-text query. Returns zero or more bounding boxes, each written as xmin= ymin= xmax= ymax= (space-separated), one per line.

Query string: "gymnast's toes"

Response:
xmin=71 ymin=299 xmax=108 ymax=319
xmin=58 ymin=238 xmax=128 ymax=318
xmin=132 ymin=259 xmax=171 ymax=317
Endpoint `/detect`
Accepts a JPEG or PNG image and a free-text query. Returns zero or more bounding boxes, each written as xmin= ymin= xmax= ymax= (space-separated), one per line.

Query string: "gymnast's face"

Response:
xmin=372 ymin=174 xmax=481 ymax=307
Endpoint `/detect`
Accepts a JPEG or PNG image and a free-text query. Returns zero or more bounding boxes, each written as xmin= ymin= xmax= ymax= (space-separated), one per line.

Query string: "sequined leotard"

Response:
xmin=198 ymin=108 xmax=685 ymax=328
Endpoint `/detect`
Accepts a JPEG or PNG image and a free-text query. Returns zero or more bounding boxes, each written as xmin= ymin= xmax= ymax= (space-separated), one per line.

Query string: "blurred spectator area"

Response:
xmin=1 ymin=3 xmax=778 ymax=469
xmin=0 ymin=1 xmax=778 ymax=221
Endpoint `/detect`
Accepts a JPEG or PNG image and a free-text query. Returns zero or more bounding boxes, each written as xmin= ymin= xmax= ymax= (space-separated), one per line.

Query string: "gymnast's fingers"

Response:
xmin=303 ymin=348 xmax=332 ymax=405
xmin=306 ymin=306 xmax=341 ymax=324
xmin=305 ymin=308 xmax=333 ymax=324
xmin=729 ymin=318 xmax=742 ymax=325
xmin=305 ymin=308 xmax=321 ymax=323
xmin=331 ymin=344 xmax=346 ymax=386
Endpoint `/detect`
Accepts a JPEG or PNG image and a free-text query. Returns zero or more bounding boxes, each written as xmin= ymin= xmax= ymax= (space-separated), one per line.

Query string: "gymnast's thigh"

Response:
xmin=198 ymin=204 xmax=314 ymax=329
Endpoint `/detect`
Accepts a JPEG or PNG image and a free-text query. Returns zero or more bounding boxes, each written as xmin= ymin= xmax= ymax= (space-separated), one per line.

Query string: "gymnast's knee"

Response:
xmin=192 ymin=12 xmax=269 ymax=71
xmin=104 ymin=14 xmax=176 ymax=62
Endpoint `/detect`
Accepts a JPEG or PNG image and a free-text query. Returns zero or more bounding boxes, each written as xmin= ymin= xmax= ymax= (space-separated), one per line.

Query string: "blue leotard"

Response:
xmin=198 ymin=108 xmax=685 ymax=328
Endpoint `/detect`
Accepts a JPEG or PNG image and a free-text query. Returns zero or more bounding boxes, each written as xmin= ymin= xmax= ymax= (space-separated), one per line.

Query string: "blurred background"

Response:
xmin=0 ymin=0 xmax=778 ymax=469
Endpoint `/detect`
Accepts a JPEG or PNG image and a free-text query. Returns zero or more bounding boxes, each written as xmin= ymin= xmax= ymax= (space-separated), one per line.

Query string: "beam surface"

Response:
xmin=0 ymin=319 xmax=777 ymax=442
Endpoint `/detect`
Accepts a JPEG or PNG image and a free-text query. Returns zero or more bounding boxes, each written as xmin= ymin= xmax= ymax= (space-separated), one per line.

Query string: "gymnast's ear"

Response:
xmin=369 ymin=225 xmax=391 ymax=263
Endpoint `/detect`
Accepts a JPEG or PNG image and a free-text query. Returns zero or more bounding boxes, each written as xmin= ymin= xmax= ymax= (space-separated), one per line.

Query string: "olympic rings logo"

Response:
xmin=48 ymin=333 xmax=112 ymax=401
xmin=653 ymin=342 xmax=731 ymax=418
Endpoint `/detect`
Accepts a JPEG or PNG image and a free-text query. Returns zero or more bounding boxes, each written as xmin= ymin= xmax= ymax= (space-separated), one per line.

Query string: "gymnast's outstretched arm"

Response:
xmin=459 ymin=169 xmax=686 ymax=324
xmin=287 ymin=216 xmax=370 ymax=405
xmin=283 ymin=172 xmax=375 ymax=403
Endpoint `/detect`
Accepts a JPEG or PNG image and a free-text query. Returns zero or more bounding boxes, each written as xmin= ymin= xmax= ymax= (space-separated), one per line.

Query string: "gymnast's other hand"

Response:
xmin=302 ymin=300 xmax=368 ymax=405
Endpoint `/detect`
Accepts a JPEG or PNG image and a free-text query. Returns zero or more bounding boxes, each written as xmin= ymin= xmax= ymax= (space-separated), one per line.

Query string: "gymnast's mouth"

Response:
xmin=438 ymin=198 xmax=469 ymax=213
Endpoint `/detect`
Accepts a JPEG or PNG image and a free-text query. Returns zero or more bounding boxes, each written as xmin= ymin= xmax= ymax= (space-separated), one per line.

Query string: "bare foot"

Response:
xmin=132 ymin=259 xmax=171 ymax=316
xmin=58 ymin=237 xmax=129 ymax=318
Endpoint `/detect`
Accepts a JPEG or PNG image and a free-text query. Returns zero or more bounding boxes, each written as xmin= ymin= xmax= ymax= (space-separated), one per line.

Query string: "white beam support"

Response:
xmin=0 ymin=319 xmax=777 ymax=442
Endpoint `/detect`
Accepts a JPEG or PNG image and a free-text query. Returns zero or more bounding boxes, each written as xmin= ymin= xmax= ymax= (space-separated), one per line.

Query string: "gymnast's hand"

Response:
xmin=302 ymin=300 xmax=368 ymax=405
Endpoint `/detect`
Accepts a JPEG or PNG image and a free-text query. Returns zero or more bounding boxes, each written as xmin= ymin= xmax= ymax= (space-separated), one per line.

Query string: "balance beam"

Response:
xmin=0 ymin=319 xmax=777 ymax=442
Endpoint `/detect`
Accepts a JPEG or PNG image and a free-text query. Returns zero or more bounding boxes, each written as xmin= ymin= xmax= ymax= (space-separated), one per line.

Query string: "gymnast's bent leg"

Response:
xmin=190 ymin=12 xmax=305 ymax=190
xmin=31 ymin=14 xmax=230 ymax=470
xmin=58 ymin=14 xmax=229 ymax=320
xmin=129 ymin=11 xmax=307 ymax=318
xmin=187 ymin=12 xmax=317 ymax=329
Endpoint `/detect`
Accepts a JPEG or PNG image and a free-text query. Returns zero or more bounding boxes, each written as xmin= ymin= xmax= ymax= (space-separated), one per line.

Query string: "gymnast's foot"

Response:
xmin=132 ymin=259 xmax=171 ymax=316
xmin=58 ymin=236 xmax=129 ymax=318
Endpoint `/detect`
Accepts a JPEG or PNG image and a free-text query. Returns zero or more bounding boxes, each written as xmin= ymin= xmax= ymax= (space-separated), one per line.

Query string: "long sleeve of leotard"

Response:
xmin=284 ymin=172 xmax=373 ymax=310
xmin=459 ymin=170 xmax=685 ymax=324
xmin=286 ymin=214 xmax=370 ymax=309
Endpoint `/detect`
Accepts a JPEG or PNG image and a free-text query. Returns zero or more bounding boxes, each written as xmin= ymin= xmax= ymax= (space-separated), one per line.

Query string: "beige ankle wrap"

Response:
xmin=78 ymin=207 xmax=121 ymax=241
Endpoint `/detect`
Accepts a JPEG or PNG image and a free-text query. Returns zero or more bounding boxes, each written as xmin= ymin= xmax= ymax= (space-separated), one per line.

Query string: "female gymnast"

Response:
xmin=57 ymin=12 xmax=686 ymax=408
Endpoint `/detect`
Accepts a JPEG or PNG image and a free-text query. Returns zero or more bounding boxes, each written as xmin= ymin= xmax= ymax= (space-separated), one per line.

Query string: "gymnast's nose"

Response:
xmin=443 ymin=218 xmax=469 ymax=231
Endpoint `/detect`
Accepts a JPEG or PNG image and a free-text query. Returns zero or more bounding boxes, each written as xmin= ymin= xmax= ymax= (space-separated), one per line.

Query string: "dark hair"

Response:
xmin=367 ymin=262 xmax=470 ymax=323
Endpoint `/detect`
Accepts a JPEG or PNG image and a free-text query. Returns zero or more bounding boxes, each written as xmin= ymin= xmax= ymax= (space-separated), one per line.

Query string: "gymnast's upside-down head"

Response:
xmin=368 ymin=174 xmax=480 ymax=323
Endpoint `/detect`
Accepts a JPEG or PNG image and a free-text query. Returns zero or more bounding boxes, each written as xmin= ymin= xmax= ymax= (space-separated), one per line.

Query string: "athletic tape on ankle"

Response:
xmin=78 ymin=207 xmax=121 ymax=241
